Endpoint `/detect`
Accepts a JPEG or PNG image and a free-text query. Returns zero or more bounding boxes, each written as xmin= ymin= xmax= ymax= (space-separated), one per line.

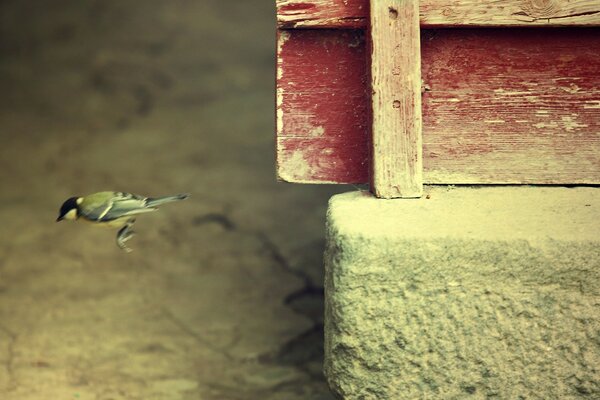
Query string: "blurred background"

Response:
xmin=0 ymin=1 xmax=348 ymax=398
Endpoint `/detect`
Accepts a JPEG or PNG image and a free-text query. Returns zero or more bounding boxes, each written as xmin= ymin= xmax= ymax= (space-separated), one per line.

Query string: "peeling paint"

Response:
xmin=276 ymin=89 xmax=284 ymax=133
xmin=347 ymin=35 xmax=362 ymax=48
xmin=494 ymin=89 xmax=532 ymax=96
xmin=561 ymin=116 xmax=588 ymax=132
xmin=583 ymin=100 xmax=600 ymax=109
xmin=309 ymin=126 xmax=325 ymax=137
xmin=277 ymin=31 xmax=290 ymax=81
xmin=279 ymin=150 xmax=313 ymax=182
xmin=533 ymin=116 xmax=588 ymax=132
xmin=276 ymin=31 xmax=289 ymax=136
xmin=534 ymin=121 xmax=559 ymax=129
xmin=553 ymin=77 xmax=582 ymax=82
xmin=561 ymin=84 xmax=581 ymax=94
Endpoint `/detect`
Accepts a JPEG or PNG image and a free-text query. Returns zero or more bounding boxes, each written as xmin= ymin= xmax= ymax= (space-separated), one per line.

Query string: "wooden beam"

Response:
xmin=277 ymin=0 xmax=600 ymax=29
xmin=370 ymin=0 xmax=422 ymax=198
xmin=276 ymin=28 xmax=600 ymax=184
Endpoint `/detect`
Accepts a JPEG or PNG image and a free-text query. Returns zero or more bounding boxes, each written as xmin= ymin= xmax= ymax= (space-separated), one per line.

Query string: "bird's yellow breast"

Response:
xmin=80 ymin=216 xmax=131 ymax=228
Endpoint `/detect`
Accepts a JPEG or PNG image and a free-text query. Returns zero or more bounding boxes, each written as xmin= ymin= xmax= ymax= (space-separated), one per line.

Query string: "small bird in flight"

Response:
xmin=57 ymin=191 xmax=189 ymax=252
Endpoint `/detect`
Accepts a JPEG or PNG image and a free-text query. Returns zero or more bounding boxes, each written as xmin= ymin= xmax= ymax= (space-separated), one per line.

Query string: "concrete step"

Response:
xmin=324 ymin=187 xmax=599 ymax=399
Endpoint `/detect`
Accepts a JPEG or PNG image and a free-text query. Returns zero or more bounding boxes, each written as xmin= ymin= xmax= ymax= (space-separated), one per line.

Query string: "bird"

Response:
xmin=57 ymin=191 xmax=189 ymax=252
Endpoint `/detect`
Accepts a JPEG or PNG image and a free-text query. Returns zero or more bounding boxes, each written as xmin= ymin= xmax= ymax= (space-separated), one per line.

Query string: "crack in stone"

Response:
xmin=254 ymin=231 xmax=313 ymax=288
xmin=260 ymin=323 xmax=325 ymax=379
xmin=252 ymin=232 xmax=328 ymax=383
xmin=192 ymin=211 xmax=316 ymax=290
xmin=192 ymin=215 xmax=329 ymax=383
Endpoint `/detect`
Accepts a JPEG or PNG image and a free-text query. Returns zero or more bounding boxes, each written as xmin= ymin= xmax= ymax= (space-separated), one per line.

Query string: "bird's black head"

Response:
xmin=57 ymin=197 xmax=80 ymax=222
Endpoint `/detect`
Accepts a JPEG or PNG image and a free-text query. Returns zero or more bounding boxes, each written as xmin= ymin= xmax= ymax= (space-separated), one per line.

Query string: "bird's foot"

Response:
xmin=116 ymin=222 xmax=136 ymax=253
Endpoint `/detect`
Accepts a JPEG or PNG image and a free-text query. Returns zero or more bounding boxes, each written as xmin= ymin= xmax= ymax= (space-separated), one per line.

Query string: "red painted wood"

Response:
xmin=277 ymin=28 xmax=600 ymax=184
xmin=277 ymin=29 xmax=369 ymax=183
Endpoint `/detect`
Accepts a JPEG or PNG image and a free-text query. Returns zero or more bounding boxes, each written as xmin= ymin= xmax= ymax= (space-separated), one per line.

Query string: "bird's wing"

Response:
xmin=84 ymin=192 xmax=157 ymax=222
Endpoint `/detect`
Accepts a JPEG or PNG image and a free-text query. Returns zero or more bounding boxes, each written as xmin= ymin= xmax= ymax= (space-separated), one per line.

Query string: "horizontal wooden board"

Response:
xmin=277 ymin=28 xmax=600 ymax=184
xmin=277 ymin=0 xmax=600 ymax=28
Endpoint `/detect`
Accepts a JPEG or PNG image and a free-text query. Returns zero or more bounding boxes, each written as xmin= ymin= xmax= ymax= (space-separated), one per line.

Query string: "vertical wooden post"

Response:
xmin=370 ymin=0 xmax=423 ymax=198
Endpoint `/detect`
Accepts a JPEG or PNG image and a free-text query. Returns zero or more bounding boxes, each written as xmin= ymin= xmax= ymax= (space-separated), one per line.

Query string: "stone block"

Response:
xmin=324 ymin=188 xmax=599 ymax=399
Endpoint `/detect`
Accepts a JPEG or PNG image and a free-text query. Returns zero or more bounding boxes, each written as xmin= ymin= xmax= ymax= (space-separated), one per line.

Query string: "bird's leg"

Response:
xmin=116 ymin=218 xmax=136 ymax=252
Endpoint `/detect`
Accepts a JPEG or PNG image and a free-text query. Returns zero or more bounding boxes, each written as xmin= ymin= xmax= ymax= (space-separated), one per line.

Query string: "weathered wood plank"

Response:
xmin=276 ymin=29 xmax=369 ymax=183
xmin=370 ymin=0 xmax=422 ymax=198
xmin=277 ymin=0 xmax=600 ymax=28
xmin=277 ymin=28 xmax=600 ymax=184
xmin=278 ymin=0 xmax=367 ymax=29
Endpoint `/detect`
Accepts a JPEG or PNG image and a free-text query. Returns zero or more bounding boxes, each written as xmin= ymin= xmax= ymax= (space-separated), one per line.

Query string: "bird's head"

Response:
xmin=57 ymin=197 xmax=81 ymax=222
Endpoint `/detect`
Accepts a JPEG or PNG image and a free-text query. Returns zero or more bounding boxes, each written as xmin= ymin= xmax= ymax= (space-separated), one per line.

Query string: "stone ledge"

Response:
xmin=324 ymin=187 xmax=599 ymax=399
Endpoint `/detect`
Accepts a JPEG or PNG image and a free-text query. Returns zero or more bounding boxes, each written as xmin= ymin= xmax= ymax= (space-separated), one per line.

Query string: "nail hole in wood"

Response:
xmin=393 ymin=100 xmax=401 ymax=108
xmin=389 ymin=7 xmax=398 ymax=19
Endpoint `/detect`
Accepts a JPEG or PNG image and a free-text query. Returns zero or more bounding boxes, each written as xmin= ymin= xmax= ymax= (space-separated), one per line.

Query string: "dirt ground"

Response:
xmin=0 ymin=1 xmax=347 ymax=399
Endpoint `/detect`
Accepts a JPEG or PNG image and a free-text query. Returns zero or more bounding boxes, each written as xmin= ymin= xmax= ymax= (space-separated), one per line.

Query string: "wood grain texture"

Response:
xmin=278 ymin=0 xmax=367 ymax=29
xmin=276 ymin=29 xmax=370 ymax=183
xmin=277 ymin=28 xmax=600 ymax=184
xmin=370 ymin=0 xmax=422 ymax=198
xmin=277 ymin=0 xmax=600 ymax=28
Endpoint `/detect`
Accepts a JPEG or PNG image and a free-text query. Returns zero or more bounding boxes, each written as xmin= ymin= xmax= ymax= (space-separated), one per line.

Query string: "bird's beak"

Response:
xmin=56 ymin=216 xmax=63 ymax=222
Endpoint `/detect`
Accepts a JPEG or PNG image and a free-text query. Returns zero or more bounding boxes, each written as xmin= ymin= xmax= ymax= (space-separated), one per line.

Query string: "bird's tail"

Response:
xmin=146 ymin=193 xmax=189 ymax=207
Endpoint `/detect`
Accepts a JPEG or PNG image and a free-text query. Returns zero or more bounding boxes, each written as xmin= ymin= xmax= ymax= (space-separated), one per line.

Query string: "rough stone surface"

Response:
xmin=325 ymin=188 xmax=600 ymax=399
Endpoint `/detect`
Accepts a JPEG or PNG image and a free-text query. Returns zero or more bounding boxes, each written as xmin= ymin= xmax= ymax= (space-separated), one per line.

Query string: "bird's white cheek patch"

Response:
xmin=64 ymin=209 xmax=78 ymax=220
